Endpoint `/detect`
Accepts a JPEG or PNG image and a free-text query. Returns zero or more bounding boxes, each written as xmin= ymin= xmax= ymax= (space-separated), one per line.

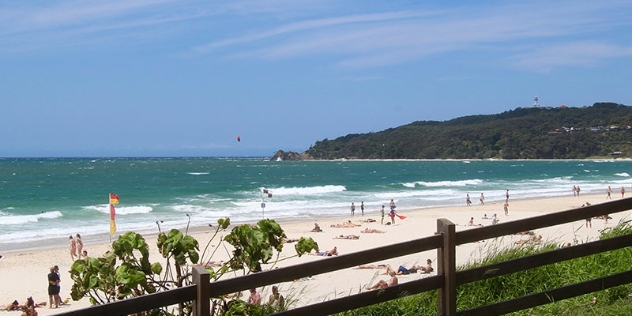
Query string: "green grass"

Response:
xmin=336 ymin=220 xmax=632 ymax=316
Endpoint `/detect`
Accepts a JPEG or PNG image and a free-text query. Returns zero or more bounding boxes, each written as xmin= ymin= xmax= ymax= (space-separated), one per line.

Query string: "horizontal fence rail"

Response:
xmin=54 ymin=197 xmax=632 ymax=316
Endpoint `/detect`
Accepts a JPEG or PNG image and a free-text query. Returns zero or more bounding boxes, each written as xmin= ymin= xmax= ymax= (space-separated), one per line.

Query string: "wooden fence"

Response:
xmin=56 ymin=198 xmax=632 ymax=316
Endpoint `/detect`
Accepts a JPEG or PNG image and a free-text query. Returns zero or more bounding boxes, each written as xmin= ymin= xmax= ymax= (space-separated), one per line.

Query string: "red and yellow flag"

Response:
xmin=109 ymin=193 xmax=119 ymax=205
xmin=109 ymin=203 xmax=117 ymax=235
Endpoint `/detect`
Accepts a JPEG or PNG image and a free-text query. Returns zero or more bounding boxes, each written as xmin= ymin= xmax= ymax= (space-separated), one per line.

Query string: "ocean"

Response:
xmin=1 ymin=158 xmax=630 ymax=253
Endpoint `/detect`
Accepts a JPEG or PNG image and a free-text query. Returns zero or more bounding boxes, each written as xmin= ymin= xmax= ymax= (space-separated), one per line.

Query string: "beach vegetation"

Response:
xmin=336 ymin=220 xmax=632 ymax=316
xmin=68 ymin=217 xmax=318 ymax=316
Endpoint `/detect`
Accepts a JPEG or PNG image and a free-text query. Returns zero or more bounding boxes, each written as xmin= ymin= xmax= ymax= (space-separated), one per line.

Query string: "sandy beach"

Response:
xmin=1 ymin=192 xmax=627 ymax=315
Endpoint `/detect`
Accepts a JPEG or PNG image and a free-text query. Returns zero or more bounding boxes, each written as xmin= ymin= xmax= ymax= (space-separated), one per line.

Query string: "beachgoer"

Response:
xmin=504 ymin=201 xmax=509 ymax=216
xmin=310 ymin=246 xmax=338 ymax=256
xmin=361 ymin=228 xmax=385 ymax=234
xmin=466 ymin=194 xmax=471 ymax=206
xmin=350 ymin=203 xmax=355 ymax=216
xmin=69 ymin=235 xmax=77 ymax=261
xmin=248 ymin=288 xmax=261 ymax=305
xmin=607 ymin=186 xmax=612 ymax=199
xmin=390 ymin=199 xmax=396 ymax=211
xmin=82 ymin=250 xmax=88 ymax=259
xmin=468 ymin=217 xmax=482 ymax=227
xmin=0 ymin=300 xmax=20 ymax=311
xmin=419 ymin=259 xmax=434 ymax=274
xmin=380 ymin=205 xmax=385 ymax=225
xmin=389 ymin=208 xmax=396 ymax=225
xmin=22 ymin=297 xmax=38 ymax=316
xmin=47 ymin=266 xmax=60 ymax=309
xmin=573 ymin=185 xmax=577 ymax=196
xmin=204 ymin=260 xmax=225 ymax=268
xmin=585 ymin=216 xmax=592 ymax=228
xmin=577 ymin=186 xmax=581 ymax=196
xmin=268 ymin=286 xmax=285 ymax=308
xmin=335 ymin=234 xmax=360 ymax=240
xmin=360 ymin=201 xmax=365 ymax=216
xmin=356 ymin=264 xmax=388 ymax=269
xmin=54 ymin=266 xmax=62 ymax=305
xmin=480 ymin=193 xmax=485 ymax=205
xmin=505 ymin=190 xmax=509 ymax=202
xmin=311 ymin=223 xmax=322 ymax=232
xmin=621 ymin=186 xmax=625 ymax=198
xmin=491 ymin=214 xmax=499 ymax=225
xmin=76 ymin=234 xmax=83 ymax=259
xmin=367 ymin=271 xmax=398 ymax=290
xmin=482 ymin=214 xmax=489 ymax=219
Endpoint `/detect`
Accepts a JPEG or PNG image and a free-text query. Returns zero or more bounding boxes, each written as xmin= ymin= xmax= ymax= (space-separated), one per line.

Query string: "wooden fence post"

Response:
xmin=437 ymin=218 xmax=456 ymax=316
xmin=192 ymin=265 xmax=210 ymax=316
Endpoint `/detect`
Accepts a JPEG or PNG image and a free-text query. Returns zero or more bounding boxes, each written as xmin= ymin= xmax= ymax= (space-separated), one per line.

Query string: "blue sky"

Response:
xmin=1 ymin=1 xmax=631 ymax=157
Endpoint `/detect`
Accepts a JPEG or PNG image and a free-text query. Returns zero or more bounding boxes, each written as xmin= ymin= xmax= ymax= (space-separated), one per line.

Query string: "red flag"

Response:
xmin=110 ymin=204 xmax=116 ymax=235
xmin=109 ymin=193 xmax=119 ymax=205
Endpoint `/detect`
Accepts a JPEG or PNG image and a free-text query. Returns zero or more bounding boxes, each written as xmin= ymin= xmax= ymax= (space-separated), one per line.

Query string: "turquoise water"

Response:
xmin=1 ymin=158 xmax=630 ymax=252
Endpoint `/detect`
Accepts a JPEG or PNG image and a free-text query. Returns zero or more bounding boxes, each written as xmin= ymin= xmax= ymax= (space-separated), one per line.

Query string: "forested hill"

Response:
xmin=303 ymin=102 xmax=632 ymax=160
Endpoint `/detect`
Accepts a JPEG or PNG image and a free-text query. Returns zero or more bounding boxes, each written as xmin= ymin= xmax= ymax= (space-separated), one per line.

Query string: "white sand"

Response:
xmin=1 ymin=193 xmax=626 ymax=315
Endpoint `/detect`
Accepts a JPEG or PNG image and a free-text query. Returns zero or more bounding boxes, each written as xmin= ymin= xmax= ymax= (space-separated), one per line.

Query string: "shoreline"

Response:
xmin=1 ymin=192 xmax=626 ymax=315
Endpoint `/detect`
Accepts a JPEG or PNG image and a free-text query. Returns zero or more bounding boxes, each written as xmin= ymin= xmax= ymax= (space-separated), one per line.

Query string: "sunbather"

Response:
xmin=334 ymin=235 xmax=359 ymax=240
xmin=367 ymin=271 xmax=398 ymax=290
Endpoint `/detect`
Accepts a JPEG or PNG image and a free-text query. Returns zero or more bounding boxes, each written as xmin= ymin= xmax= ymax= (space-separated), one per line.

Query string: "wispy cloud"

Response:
xmin=198 ymin=1 xmax=632 ymax=70
xmin=1 ymin=0 xmax=631 ymax=72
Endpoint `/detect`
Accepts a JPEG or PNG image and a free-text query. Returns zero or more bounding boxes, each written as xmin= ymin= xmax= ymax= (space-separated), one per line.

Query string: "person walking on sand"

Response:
xmin=360 ymin=201 xmax=365 ymax=216
xmin=380 ymin=205 xmax=385 ymax=225
xmin=505 ymin=190 xmax=509 ymax=202
xmin=606 ymin=186 xmax=612 ymax=199
xmin=76 ymin=234 xmax=83 ymax=259
xmin=350 ymin=203 xmax=355 ymax=217
xmin=479 ymin=193 xmax=485 ymax=205
xmin=466 ymin=194 xmax=471 ymax=206
xmin=69 ymin=235 xmax=77 ymax=261
xmin=504 ymin=201 xmax=509 ymax=216
xmin=573 ymin=185 xmax=577 ymax=197
xmin=577 ymin=186 xmax=581 ymax=196
xmin=621 ymin=186 xmax=626 ymax=198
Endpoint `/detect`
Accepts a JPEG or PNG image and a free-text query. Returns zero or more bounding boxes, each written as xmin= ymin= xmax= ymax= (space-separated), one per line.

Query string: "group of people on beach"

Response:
xmin=351 ymin=199 xmax=401 ymax=225
xmin=245 ymin=286 xmax=284 ymax=309
xmin=362 ymin=258 xmax=434 ymax=290
xmin=69 ymin=233 xmax=86 ymax=261
xmin=0 ymin=297 xmax=43 ymax=316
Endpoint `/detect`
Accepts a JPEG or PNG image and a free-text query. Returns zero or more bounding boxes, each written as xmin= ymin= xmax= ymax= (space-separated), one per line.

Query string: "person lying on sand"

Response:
xmin=362 ymin=218 xmax=376 ymax=223
xmin=367 ymin=271 xmax=398 ymax=290
xmin=514 ymin=231 xmax=535 ymax=236
xmin=330 ymin=220 xmax=361 ymax=228
xmin=0 ymin=300 xmax=21 ymax=311
xmin=361 ymin=228 xmax=385 ymax=234
xmin=334 ymin=234 xmax=359 ymax=240
xmin=204 ymin=260 xmax=225 ymax=268
xmin=514 ymin=235 xmax=543 ymax=245
xmin=382 ymin=259 xmax=433 ymax=275
xmin=309 ymin=246 xmax=338 ymax=256
xmin=356 ymin=264 xmax=388 ymax=269
xmin=283 ymin=238 xmax=300 ymax=243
